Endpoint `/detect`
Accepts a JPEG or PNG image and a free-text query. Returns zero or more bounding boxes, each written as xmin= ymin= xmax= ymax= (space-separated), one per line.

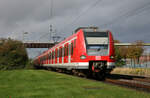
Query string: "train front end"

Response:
xmin=76 ymin=27 xmax=115 ymax=77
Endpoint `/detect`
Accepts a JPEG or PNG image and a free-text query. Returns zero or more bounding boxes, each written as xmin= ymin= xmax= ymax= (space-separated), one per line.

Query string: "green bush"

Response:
xmin=25 ymin=59 xmax=35 ymax=69
xmin=0 ymin=38 xmax=28 ymax=70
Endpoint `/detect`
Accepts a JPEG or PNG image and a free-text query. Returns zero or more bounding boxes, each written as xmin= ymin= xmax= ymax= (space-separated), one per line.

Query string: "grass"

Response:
xmin=111 ymin=68 xmax=150 ymax=77
xmin=0 ymin=70 xmax=150 ymax=98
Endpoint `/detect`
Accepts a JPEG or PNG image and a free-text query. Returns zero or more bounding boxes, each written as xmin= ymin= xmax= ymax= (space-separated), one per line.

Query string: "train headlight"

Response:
xmin=110 ymin=56 xmax=114 ymax=59
xmin=80 ymin=55 xmax=86 ymax=59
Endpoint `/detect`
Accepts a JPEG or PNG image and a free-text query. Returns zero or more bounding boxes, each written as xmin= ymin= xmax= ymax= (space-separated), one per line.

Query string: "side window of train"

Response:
xmin=74 ymin=39 xmax=76 ymax=48
xmin=67 ymin=44 xmax=69 ymax=56
xmin=57 ymin=48 xmax=59 ymax=58
xmin=69 ymin=44 xmax=71 ymax=56
xmin=62 ymin=47 xmax=64 ymax=57
xmin=50 ymin=52 xmax=52 ymax=60
xmin=71 ymin=42 xmax=73 ymax=55
xmin=52 ymin=52 xmax=54 ymax=59
xmin=53 ymin=51 xmax=55 ymax=59
xmin=66 ymin=44 xmax=68 ymax=56
xmin=59 ymin=47 xmax=62 ymax=58
xmin=65 ymin=45 xmax=67 ymax=56
xmin=64 ymin=45 xmax=66 ymax=56
xmin=49 ymin=52 xmax=51 ymax=60
xmin=55 ymin=49 xmax=57 ymax=58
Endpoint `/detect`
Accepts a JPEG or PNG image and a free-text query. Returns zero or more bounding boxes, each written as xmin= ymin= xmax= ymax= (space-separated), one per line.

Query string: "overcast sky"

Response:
xmin=0 ymin=0 xmax=150 ymax=58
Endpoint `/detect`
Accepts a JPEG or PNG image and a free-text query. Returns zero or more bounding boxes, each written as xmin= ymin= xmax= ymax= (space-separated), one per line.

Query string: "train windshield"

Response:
xmin=84 ymin=32 xmax=109 ymax=56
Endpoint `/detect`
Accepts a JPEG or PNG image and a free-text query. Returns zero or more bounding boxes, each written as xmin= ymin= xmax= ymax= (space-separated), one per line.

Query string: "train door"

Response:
xmin=50 ymin=52 xmax=52 ymax=64
xmin=71 ymin=41 xmax=74 ymax=62
xmin=62 ymin=46 xmax=64 ymax=64
xmin=44 ymin=55 xmax=46 ymax=64
xmin=46 ymin=54 xmax=48 ymax=64
xmin=49 ymin=52 xmax=51 ymax=64
xmin=68 ymin=42 xmax=71 ymax=63
xmin=59 ymin=47 xmax=62 ymax=63
xmin=51 ymin=51 xmax=54 ymax=64
xmin=55 ymin=49 xmax=57 ymax=64
xmin=57 ymin=48 xmax=59 ymax=64
xmin=53 ymin=50 xmax=55 ymax=64
xmin=64 ymin=44 xmax=66 ymax=63
xmin=64 ymin=43 xmax=69 ymax=63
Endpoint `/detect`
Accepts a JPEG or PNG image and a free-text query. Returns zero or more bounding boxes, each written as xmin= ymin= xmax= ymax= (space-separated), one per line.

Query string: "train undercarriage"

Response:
xmin=34 ymin=61 xmax=113 ymax=80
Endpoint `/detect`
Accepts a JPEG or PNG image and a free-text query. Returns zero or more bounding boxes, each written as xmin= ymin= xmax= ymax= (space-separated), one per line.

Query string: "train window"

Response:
xmin=71 ymin=42 xmax=73 ymax=55
xmin=52 ymin=52 xmax=54 ymax=59
xmin=66 ymin=45 xmax=68 ymax=56
xmin=62 ymin=47 xmax=64 ymax=57
xmin=49 ymin=53 xmax=51 ymax=60
xmin=59 ymin=48 xmax=62 ymax=57
xmin=57 ymin=48 xmax=59 ymax=58
xmin=50 ymin=52 xmax=52 ymax=60
xmin=74 ymin=39 xmax=76 ymax=48
xmin=67 ymin=44 xmax=68 ymax=56
xmin=54 ymin=51 xmax=55 ymax=59
xmin=55 ymin=50 xmax=57 ymax=58
xmin=69 ymin=44 xmax=71 ymax=56
xmin=64 ymin=45 xmax=66 ymax=56
xmin=50 ymin=53 xmax=51 ymax=60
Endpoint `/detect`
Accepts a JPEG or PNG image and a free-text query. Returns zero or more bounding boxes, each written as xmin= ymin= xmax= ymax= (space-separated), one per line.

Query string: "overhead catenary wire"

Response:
xmin=101 ymin=1 xmax=150 ymax=28
xmin=37 ymin=0 xmax=103 ymax=42
xmin=37 ymin=1 xmax=150 ymax=42
xmin=59 ymin=0 xmax=103 ymax=34
xmin=59 ymin=0 xmax=150 ymax=35
xmin=36 ymin=0 xmax=54 ymax=43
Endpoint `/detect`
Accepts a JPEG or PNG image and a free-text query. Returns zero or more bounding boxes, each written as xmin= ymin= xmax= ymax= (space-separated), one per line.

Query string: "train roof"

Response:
xmin=75 ymin=27 xmax=110 ymax=33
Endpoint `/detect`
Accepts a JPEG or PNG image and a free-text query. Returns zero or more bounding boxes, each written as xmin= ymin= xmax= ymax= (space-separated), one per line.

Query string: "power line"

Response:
xmin=38 ymin=1 xmax=150 ymax=43
xmin=101 ymin=1 xmax=150 ymax=28
xmin=35 ymin=32 xmax=49 ymax=42
xmin=59 ymin=0 xmax=103 ymax=34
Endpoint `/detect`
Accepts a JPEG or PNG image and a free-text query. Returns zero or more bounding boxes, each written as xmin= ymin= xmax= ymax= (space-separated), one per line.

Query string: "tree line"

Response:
xmin=115 ymin=40 xmax=144 ymax=67
xmin=0 ymin=38 xmax=29 ymax=70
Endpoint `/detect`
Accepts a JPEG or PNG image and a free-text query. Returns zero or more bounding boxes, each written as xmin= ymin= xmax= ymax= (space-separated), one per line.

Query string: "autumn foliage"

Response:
xmin=0 ymin=38 xmax=28 ymax=70
xmin=115 ymin=40 xmax=144 ymax=67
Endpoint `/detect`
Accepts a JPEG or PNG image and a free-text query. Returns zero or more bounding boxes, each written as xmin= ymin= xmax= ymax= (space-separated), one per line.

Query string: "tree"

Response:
xmin=0 ymin=38 xmax=28 ymax=70
xmin=114 ymin=40 xmax=126 ymax=66
xmin=127 ymin=40 xmax=144 ymax=67
xmin=114 ymin=40 xmax=144 ymax=67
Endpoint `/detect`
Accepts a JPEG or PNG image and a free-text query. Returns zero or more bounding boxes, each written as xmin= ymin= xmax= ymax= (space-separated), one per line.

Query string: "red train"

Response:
xmin=33 ymin=27 xmax=115 ymax=79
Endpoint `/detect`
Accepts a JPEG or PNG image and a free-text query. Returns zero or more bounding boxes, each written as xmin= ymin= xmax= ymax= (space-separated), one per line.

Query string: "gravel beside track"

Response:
xmin=105 ymin=74 xmax=150 ymax=92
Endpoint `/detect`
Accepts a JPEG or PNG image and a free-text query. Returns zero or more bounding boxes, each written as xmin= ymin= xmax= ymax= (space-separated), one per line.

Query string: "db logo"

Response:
xmin=96 ymin=56 xmax=101 ymax=60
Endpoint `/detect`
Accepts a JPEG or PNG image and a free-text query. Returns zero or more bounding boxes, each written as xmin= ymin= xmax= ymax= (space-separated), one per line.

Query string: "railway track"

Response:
xmin=105 ymin=74 xmax=150 ymax=92
xmin=46 ymin=67 xmax=150 ymax=93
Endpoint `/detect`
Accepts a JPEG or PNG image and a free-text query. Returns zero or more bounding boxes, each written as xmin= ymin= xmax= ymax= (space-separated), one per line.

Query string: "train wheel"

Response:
xmin=96 ymin=72 xmax=105 ymax=80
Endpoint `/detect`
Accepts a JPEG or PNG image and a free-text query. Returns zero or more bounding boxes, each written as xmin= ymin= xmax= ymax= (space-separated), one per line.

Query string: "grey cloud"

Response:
xmin=0 ymin=0 xmax=150 ymax=43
